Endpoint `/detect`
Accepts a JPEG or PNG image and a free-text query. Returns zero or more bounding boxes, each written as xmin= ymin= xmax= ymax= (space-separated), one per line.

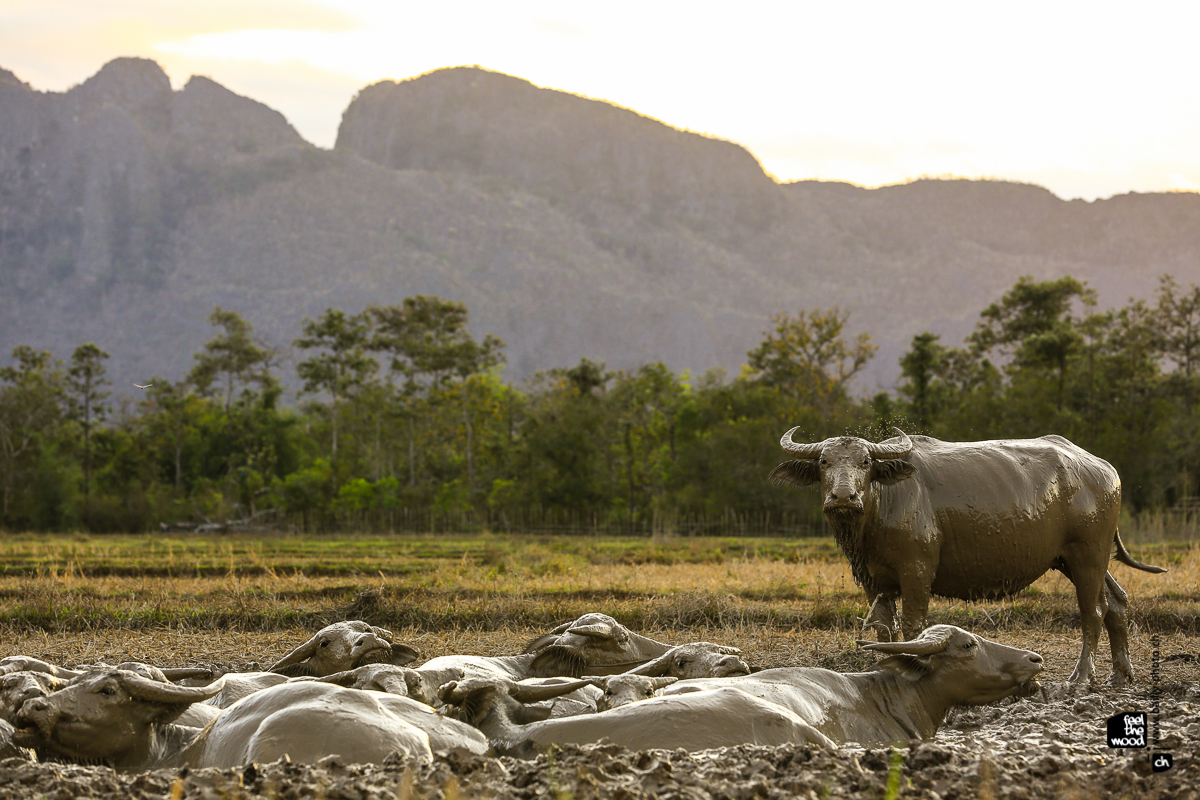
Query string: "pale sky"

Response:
xmin=3 ymin=0 xmax=1200 ymax=201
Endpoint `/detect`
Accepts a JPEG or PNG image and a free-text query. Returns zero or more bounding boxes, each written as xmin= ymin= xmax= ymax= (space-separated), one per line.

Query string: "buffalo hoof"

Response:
xmin=1104 ymin=671 xmax=1133 ymax=688
xmin=1066 ymin=665 xmax=1095 ymax=685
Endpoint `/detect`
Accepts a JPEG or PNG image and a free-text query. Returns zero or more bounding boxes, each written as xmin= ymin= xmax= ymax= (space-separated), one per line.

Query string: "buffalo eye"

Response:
xmin=862 ymin=457 xmax=870 ymax=466
xmin=99 ymin=687 xmax=115 ymax=696
xmin=320 ymin=641 xmax=330 ymax=648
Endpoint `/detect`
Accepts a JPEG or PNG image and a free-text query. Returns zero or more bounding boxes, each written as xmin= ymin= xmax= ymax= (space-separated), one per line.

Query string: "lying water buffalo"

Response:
xmin=12 ymin=669 xmax=488 ymax=771
xmin=440 ymin=676 xmax=836 ymax=756
xmin=771 ymin=429 xmax=1165 ymax=686
xmin=269 ymin=621 xmax=420 ymax=677
xmin=440 ymin=625 xmax=1043 ymax=752
xmin=659 ymin=624 xmax=1044 ymax=745
xmin=417 ymin=613 xmax=686 ymax=687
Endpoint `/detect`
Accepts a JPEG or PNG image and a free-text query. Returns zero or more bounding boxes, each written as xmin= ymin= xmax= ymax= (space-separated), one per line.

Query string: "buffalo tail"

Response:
xmin=1113 ymin=530 xmax=1168 ymax=574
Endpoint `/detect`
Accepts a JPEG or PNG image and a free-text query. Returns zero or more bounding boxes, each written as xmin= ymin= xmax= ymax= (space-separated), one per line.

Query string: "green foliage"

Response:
xmin=65 ymin=342 xmax=111 ymax=526
xmin=11 ymin=278 xmax=1200 ymax=532
xmin=190 ymin=307 xmax=276 ymax=413
xmin=747 ymin=307 xmax=877 ymax=419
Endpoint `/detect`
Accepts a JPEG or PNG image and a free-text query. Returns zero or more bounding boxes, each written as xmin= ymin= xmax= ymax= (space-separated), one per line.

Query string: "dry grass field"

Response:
xmin=0 ymin=532 xmax=1196 ymax=800
xmin=0 ymin=532 xmax=1195 ymax=684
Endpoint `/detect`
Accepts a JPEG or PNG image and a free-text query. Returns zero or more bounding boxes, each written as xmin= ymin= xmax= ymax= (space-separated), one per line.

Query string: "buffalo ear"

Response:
xmin=769 ymin=460 xmax=821 ymax=488
xmin=388 ymin=643 xmax=420 ymax=666
xmin=871 ymin=459 xmax=915 ymax=485
xmin=875 ymin=653 xmax=931 ymax=681
xmin=521 ymin=620 xmax=575 ymax=654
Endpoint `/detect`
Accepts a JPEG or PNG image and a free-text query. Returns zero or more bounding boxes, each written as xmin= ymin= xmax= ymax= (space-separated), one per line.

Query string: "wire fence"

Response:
xmin=263 ymin=506 xmax=827 ymax=538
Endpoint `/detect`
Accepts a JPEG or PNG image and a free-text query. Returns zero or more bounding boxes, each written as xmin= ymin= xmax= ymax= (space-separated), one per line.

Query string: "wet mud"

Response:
xmin=0 ymin=680 xmax=1193 ymax=799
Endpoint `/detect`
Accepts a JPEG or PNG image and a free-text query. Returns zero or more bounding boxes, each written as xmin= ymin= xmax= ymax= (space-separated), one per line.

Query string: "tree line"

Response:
xmin=2 ymin=274 xmax=1199 ymax=534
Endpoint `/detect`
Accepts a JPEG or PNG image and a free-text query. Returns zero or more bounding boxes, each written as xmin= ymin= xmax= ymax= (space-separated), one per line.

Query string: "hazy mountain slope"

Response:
xmin=336 ymin=67 xmax=782 ymax=241
xmin=3 ymin=59 xmax=1200 ymax=394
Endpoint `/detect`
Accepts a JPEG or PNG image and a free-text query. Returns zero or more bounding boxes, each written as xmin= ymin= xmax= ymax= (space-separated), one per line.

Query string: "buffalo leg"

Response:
xmin=1064 ymin=556 xmax=1106 ymax=684
xmin=1103 ymin=571 xmax=1134 ymax=686
xmin=898 ymin=577 xmax=933 ymax=641
xmin=862 ymin=594 xmax=898 ymax=642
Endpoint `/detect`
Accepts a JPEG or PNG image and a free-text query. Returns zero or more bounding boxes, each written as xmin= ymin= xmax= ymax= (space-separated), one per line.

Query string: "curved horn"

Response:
xmin=317 ymin=669 xmax=358 ymax=687
xmin=866 ymin=428 xmax=912 ymax=460
xmin=779 ymin=427 xmax=827 ymax=459
xmin=649 ymin=676 xmax=679 ymax=690
xmin=2 ymin=657 xmax=84 ymax=680
xmin=561 ymin=623 xmax=616 ymax=640
xmin=369 ymin=625 xmax=395 ymax=642
xmin=623 ymin=652 xmax=671 ymax=677
xmin=159 ymin=667 xmax=216 ymax=683
xmin=268 ymin=635 xmax=321 ymax=673
xmin=859 ymin=628 xmax=952 ymax=656
xmin=120 ymin=671 xmax=226 ymax=704
xmin=510 ymin=678 xmax=596 ymax=704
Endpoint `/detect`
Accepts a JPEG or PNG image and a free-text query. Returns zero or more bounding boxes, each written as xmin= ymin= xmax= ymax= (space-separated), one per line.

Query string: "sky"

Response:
xmin=3 ymin=0 xmax=1200 ymax=201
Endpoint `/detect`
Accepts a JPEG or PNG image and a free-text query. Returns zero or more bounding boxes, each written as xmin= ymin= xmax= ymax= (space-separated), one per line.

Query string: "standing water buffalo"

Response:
xmin=770 ymin=428 xmax=1165 ymax=686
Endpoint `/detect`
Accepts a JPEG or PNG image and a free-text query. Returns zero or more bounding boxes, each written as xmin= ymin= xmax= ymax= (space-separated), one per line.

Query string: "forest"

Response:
xmin=2 ymin=273 xmax=1199 ymax=535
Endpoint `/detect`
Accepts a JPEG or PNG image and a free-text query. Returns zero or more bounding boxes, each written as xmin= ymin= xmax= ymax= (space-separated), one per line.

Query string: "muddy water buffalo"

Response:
xmin=659 ymin=625 xmax=1044 ymax=745
xmin=12 ymin=669 xmax=489 ymax=771
xmin=269 ymin=621 xmax=420 ymax=677
xmin=770 ymin=429 xmax=1165 ymax=686
xmin=440 ymin=676 xmax=836 ymax=756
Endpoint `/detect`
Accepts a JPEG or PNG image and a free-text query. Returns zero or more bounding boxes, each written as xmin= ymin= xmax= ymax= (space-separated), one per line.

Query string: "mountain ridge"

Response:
xmin=2 ymin=59 xmax=1199 ymax=394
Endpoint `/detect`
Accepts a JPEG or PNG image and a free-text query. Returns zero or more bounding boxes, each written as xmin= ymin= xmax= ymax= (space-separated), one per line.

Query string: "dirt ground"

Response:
xmin=0 ymin=628 xmax=1195 ymax=799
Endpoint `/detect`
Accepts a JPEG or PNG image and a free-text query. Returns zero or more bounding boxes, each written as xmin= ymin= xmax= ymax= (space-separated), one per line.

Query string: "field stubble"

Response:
xmin=0 ymin=533 xmax=1196 ymax=800
xmin=0 ymin=533 xmax=1195 ymax=684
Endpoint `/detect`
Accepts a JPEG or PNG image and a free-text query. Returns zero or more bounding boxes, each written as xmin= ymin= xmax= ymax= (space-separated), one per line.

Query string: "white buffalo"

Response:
xmin=659 ymin=625 xmax=1044 ymax=745
xmin=442 ymin=625 xmax=1043 ymax=754
xmin=13 ymin=668 xmax=488 ymax=772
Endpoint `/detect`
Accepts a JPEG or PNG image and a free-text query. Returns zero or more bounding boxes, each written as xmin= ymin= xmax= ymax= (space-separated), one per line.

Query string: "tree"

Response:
xmin=370 ymin=296 xmax=504 ymax=497
xmin=609 ymin=364 xmax=686 ymax=520
xmin=747 ymin=308 xmax=876 ymax=418
xmin=514 ymin=360 xmax=617 ymax=516
xmin=295 ymin=309 xmax=377 ymax=467
xmin=65 ymin=343 xmax=111 ymax=526
xmin=897 ymin=332 xmax=945 ymax=429
xmin=0 ymin=346 xmax=65 ymax=522
xmin=1090 ymin=301 xmax=1164 ymax=508
xmin=970 ymin=275 xmax=1096 ymax=409
xmin=1155 ymin=274 xmax=1200 ymax=378
xmin=190 ymin=308 xmax=275 ymax=413
xmin=140 ymin=379 xmax=205 ymax=492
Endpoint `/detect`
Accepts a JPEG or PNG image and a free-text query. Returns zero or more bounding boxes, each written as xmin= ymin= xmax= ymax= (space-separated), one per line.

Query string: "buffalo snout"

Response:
xmin=1017 ymin=651 xmax=1045 ymax=681
xmin=824 ymin=468 xmax=866 ymax=511
xmin=825 ymin=489 xmax=862 ymax=510
xmin=354 ymin=633 xmax=388 ymax=655
xmin=12 ymin=696 xmax=55 ymax=744
xmin=715 ymin=656 xmax=751 ymax=677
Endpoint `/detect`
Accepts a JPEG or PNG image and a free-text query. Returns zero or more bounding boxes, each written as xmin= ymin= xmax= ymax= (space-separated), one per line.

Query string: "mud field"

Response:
xmin=0 ymin=628 xmax=1195 ymax=799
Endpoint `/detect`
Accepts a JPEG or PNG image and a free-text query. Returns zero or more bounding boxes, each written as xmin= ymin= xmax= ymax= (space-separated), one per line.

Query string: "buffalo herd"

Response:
xmin=0 ymin=430 xmax=1165 ymax=772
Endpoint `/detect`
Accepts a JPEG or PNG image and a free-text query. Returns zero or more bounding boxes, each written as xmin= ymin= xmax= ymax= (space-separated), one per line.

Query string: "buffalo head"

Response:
xmin=771 ymin=427 xmax=915 ymax=531
xmin=269 ymin=621 xmax=420 ymax=677
xmin=12 ymin=669 xmax=223 ymax=764
xmin=523 ymin=613 xmax=675 ymax=677
xmin=859 ymin=624 xmax=1045 ymax=705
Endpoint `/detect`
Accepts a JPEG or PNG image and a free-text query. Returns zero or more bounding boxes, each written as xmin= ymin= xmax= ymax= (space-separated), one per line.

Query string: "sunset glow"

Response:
xmin=3 ymin=0 xmax=1199 ymax=200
